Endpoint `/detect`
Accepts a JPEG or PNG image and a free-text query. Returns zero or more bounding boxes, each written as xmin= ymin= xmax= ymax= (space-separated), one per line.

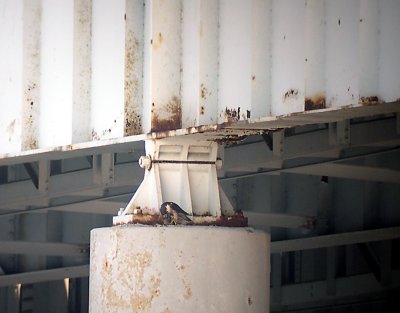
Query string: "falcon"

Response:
xmin=160 ymin=202 xmax=192 ymax=225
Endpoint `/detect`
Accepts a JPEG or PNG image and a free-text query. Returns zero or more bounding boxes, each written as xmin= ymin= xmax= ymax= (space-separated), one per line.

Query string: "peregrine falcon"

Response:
xmin=160 ymin=202 xmax=192 ymax=225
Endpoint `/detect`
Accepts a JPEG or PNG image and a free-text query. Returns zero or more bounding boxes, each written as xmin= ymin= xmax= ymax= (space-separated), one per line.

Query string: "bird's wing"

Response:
xmin=173 ymin=204 xmax=190 ymax=216
xmin=177 ymin=212 xmax=192 ymax=222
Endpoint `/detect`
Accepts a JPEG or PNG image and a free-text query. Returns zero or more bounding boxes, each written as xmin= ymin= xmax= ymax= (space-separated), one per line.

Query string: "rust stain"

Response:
xmin=124 ymin=30 xmax=142 ymax=135
xmin=133 ymin=251 xmax=153 ymax=289
xmin=151 ymin=96 xmax=182 ymax=132
xmin=129 ymin=271 xmax=161 ymax=311
xmin=305 ymin=94 xmax=326 ymax=111
xmin=23 ymin=83 xmax=38 ymax=150
xmin=101 ymin=255 xmax=130 ymax=309
xmin=359 ymin=96 xmax=382 ymax=106
xmin=114 ymin=211 xmax=248 ymax=227
xmin=130 ymin=293 xmax=153 ymax=311
xmin=150 ymin=274 xmax=161 ymax=297
xmin=183 ymin=285 xmax=192 ymax=300
xmin=192 ymin=213 xmax=248 ymax=227
xmin=24 ymin=114 xmax=37 ymax=150
xmin=102 ymin=260 xmax=110 ymax=271
xmin=200 ymin=83 xmax=210 ymax=100
xmin=149 ymin=124 xmax=221 ymax=140
xmin=125 ymin=109 xmax=142 ymax=135
xmin=214 ymin=134 xmax=247 ymax=146
xmin=152 ymin=32 xmax=164 ymax=49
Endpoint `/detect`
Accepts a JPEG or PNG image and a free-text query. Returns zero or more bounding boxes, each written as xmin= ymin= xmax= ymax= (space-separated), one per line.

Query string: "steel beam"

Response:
xmin=271 ymin=227 xmax=400 ymax=254
xmin=0 ymin=265 xmax=89 ymax=287
xmin=0 ymin=193 xmax=131 ymax=216
xmin=223 ymin=117 xmax=400 ymax=172
xmin=246 ymin=212 xmax=314 ymax=229
xmin=0 ymin=240 xmax=88 ymax=257
xmin=271 ymin=270 xmax=400 ymax=309
xmin=221 ymin=146 xmax=400 ymax=182
xmin=283 ymin=163 xmax=400 ymax=183
xmin=0 ymin=162 xmax=142 ymax=210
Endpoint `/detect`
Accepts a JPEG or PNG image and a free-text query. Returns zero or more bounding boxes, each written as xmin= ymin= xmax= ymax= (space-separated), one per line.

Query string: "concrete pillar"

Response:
xmin=89 ymin=226 xmax=270 ymax=313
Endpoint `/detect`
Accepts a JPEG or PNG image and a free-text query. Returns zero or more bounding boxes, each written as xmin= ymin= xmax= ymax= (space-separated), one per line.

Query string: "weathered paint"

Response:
xmin=89 ymin=226 xmax=270 ymax=312
xmin=0 ymin=0 xmax=400 ymax=155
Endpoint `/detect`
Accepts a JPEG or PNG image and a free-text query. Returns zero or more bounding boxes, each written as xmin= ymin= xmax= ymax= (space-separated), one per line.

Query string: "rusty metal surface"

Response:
xmin=113 ymin=211 xmax=248 ymax=227
xmin=0 ymin=100 xmax=399 ymax=167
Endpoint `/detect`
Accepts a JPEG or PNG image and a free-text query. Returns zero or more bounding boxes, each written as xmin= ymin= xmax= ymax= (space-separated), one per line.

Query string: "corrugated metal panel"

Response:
xmin=1 ymin=0 xmax=400 ymax=155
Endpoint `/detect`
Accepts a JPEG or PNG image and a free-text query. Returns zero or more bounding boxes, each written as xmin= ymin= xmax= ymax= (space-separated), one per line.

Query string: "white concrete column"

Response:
xmin=89 ymin=226 xmax=270 ymax=312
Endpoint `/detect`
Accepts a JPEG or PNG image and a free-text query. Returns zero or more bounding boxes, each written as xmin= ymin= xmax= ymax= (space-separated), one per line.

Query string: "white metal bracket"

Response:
xmin=114 ymin=138 xmax=237 ymax=225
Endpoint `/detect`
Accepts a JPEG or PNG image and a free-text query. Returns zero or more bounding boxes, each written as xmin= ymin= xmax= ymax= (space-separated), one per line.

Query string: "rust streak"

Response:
xmin=124 ymin=28 xmax=142 ymax=135
xmin=151 ymin=96 xmax=182 ymax=132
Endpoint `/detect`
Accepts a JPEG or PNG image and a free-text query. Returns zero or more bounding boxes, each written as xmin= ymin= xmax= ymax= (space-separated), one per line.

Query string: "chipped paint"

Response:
xmin=359 ymin=96 xmax=382 ymax=106
xmin=283 ymin=89 xmax=299 ymax=102
xmin=225 ymin=107 xmax=240 ymax=123
xmin=223 ymin=107 xmax=251 ymax=123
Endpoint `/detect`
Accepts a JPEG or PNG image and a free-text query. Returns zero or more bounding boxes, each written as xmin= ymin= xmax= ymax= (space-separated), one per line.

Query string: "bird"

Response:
xmin=160 ymin=202 xmax=192 ymax=225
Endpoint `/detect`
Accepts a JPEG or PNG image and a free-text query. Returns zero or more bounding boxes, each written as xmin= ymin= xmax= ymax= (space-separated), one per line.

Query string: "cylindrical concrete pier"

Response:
xmin=89 ymin=226 xmax=270 ymax=312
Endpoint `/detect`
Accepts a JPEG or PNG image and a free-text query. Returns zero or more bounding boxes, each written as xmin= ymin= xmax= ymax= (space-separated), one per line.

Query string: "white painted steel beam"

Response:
xmin=270 ymin=227 xmax=400 ymax=254
xmin=0 ymin=104 xmax=399 ymax=168
xmin=0 ymin=194 xmax=131 ymax=216
xmin=0 ymin=240 xmax=88 ymax=256
xmin=0 ymin=162 xmax=142 ymax=209
xmin=0 ymin=265 xmax=89 ymax=287
xmin=0 ymin=119 xmax=398 ymax=214
xmin=271 ymin=270 xmax=400 ymax=308
xmin=283 ymin=163 xmax=400 ymax=184
xmin=0 ymin=0 xmax=399 ymax=158
xmin=246 ymin=212 xmax=314 ymax=229
xmin=223 ymin=117 xmax=400 ymax=172
xmin=222 ymin=146 xmax=400 ymax=182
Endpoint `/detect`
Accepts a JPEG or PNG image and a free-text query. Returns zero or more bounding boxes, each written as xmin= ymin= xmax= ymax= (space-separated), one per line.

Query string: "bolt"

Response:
xmin=216 ymin=158 xmax=223 ymax=170
xmin=139 ymin=155 xmax=152 ymax=170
